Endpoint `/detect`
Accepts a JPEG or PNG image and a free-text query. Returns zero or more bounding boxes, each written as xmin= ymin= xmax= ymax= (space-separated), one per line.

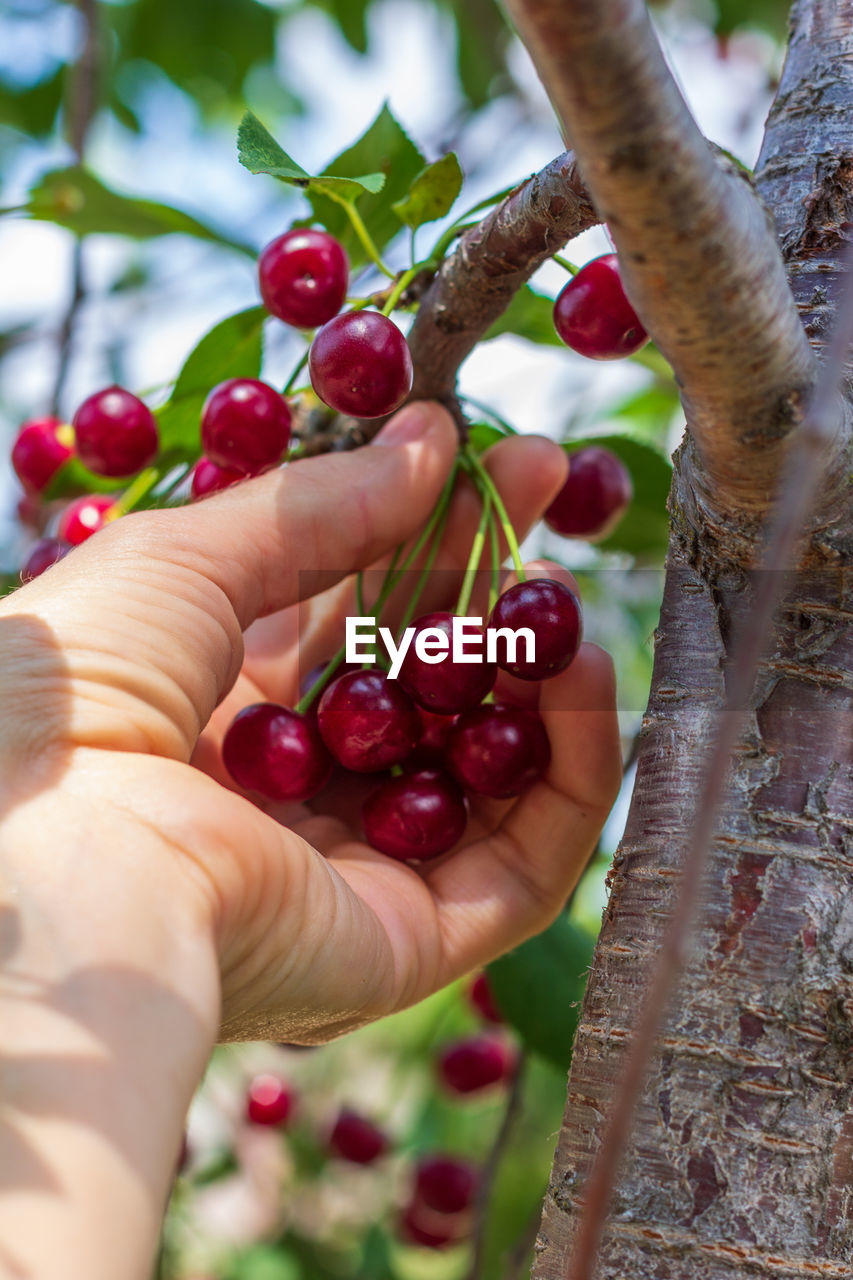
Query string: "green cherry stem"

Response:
xmin=328 ymin=194 xmax=394 ymax=279
xmin=487 ymin=505 xmax=501 ymax=614
xmin=394 ymin=499 xmax=451 ymax=640
xmin=283 ymin=349 xmax=310 ymax=394
xmin=553 ymin=254 xmax=580 ymax=276
xmin=381 ymin=264 xmax=421 ymax=317
xmin=454 ymin=488 xmax=492 ymax=617
xmin=114 ymin=465 xmax=162 ymax=515
xmin=462 ymin=447 xmax=526 ymax=581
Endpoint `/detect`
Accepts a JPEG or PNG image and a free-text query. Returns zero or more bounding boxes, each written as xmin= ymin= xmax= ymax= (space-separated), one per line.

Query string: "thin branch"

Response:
xmin=504 ymin=0 xmax=825 ymax=518
xmin=407 ymin=152 xmax=598 ymax=422
xmin=466 ymin=1050 xmax=528 ymax=1280
xmin=565 ymin=239 xmax=853 ymax=1280
xmin=50 ymin=0 xmax=101 ymax=416
xmin=328 ymin=151 xmax=598 ymax=447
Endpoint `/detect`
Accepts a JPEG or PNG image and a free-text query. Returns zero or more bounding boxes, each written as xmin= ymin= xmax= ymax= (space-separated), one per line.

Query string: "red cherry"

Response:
xmin=399 ymin=1202 xmax=461 ymax=1249
xmin=328 ymin=1109 xmax=388 ymax=1164
xmin=362 ymin=768 xmax=467 ymax=863
xmin=446 ymin=704 xmax=551 ymax=799
xmin=545 ymin=445 xmax=633 ymax=539
xmin=410 ymin=707 xmax=459 ymax=768
xmin=309 ymin=311 xmax=413 ymax=418
xmin=399 ymin=612 xmax=496 ymax=715
xmin=317 ymin=670 xmax=419 ymax=772
xmin=222 ymin=703 xmax=332 ymax=802
xmin=20 ymin=537 xmax=70 ymax=584
xmin=190 ymin=456 xmax=245 ymax=499
xmin=553 ymin=254 xmax=648 ymax=359
xmin=488 ymin=579 xmax=582 ymax=681
xmin=73 ymin=386 xmax=158 ymax=477
xmin=57 ymin=494 xmax=117 ymax=545
xmin=11 ymin=417 xmax=73 ymax=493
xmin=468 ymin=973 xmax=503 ymax=1025
xmin=259 ymin=228 xmax=349 ymax=329
xmin=415 ymin=1155 xmax=478 ymax=1214
xmin=245 ymin=1074 xmax=295 ymax=1127
xmin=200 ymin=378 xmax=291 ymax=476
xmin=437 ymin=1036 xmax=516 ymax=1095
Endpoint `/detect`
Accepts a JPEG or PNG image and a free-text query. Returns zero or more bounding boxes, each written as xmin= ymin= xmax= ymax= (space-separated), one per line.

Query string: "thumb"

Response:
xmin=10 ymin=402 xmax=458 ymax=760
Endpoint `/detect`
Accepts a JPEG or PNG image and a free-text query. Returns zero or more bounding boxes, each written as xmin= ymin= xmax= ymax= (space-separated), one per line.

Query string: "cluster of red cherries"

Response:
xmin=9 ymin=227 xmax=636 ymax=865
xmin=231 ymin=972 xmax=513 ymax=1250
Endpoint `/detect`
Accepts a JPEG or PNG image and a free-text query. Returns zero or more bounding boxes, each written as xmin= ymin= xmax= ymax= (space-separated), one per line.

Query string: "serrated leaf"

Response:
xmin=20 ymin=167 xmax=254 ymax=255
xmin=487 ymin=914 xmax=594 ymax=1069
xmin=392 ymin=152 xmax=463 ymax=229
xmin=562 ymin=433 xmax=673 ymax=561
xmin=483 ymin=284 xmax=561 ymax=346
xmin=157 ymin=306 xmax=267 ymax=457
xmin=238 ymin=110 xmax=385 ymax=200
xmin=307 ymin=104 xmax=425 ymax=267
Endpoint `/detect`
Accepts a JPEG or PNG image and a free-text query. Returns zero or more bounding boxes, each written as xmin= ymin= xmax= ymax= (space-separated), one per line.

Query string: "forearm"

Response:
xmin=0 ymin=777 xmax=220 ymax=1280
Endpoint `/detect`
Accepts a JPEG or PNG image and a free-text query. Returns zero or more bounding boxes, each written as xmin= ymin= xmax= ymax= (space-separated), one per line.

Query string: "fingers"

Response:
xmin=419 ymin=643 xmax=622 ymax=985
xmin=13 ymin=404 xmax=458 ymax=760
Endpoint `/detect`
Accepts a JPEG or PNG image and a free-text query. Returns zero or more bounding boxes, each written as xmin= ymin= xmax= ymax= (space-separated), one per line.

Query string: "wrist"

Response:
xmin=0 ymin=766 xmax=220 ymax=1279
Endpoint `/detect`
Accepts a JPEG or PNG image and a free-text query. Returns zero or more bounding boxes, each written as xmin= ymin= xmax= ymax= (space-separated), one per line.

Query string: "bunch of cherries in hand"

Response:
xmin=10 ymin=224 xmax=635 ymax=867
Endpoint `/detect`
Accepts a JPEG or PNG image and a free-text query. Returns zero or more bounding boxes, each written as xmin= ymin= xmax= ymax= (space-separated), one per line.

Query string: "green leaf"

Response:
xmin=307 ymin=104 xmax=425 ymax=267
xmin=487 ymin=914 xmax=595 ymax=1069
xmin=563 ymin=434 xmax=672 ymax=559
xmin=237 ymin=110 xmax=385 ymax=200
xmin=44 ymin=460 xmax=125 ymax=502
xmin=467 ymin=422 xmax=506 ymax=453
xmin=226 ymin=1244 xmax=302 ymax=1280
xmin=18 ymin=167 xmax=254 ymax=256
xmin=392 ymin=152 xmax=463 ymax=229
xmin=156 ymin=306 xmax=267 ymax=456
xmin=483 ymin=284 xmax=561 ymax=346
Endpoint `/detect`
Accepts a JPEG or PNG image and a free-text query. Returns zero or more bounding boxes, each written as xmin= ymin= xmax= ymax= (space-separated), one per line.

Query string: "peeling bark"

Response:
xmin=530 ymin=2 xmax=853 ymax=1277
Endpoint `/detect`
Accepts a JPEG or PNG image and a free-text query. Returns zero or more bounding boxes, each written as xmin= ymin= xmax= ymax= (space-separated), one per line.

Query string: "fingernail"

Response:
xmin=371 ymin=403 xmax=432 ymax=447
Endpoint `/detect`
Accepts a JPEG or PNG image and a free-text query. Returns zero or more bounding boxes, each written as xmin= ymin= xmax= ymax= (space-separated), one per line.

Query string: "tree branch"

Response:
xmin=504 ymin=0 xmax=826 ymax=519
xmin=406 ymin=152 xmax=598 ymax=423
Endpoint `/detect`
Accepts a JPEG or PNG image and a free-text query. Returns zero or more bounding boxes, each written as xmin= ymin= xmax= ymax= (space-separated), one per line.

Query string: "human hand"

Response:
xmin=0 ymin=402 xmax=621 ymax=1047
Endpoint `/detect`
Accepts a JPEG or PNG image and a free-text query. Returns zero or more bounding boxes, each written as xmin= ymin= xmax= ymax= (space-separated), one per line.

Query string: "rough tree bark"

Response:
xmin=493 ymin=2 xmax=853 ymax=1276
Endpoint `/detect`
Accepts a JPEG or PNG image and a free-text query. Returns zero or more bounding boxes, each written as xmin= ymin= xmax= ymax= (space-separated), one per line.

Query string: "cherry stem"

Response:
xmin=113 ymin=466 xmax=161 ymax=515
xmin=553 ymin=253 xmax=580 ymax=275
xmin=328 ymin=194 xmax=394 ymax=279
xmin=395 ymin=497 xmax=451 ymax=639
xmin=462 ymin=448 xmax=526 ymax=581
xmin=454 ymin=487 xmax=492 ymax=616
xmin=487 ymin=506 xmax=501 ymax=613
xmin=295 ymin=467 xmax=459 ymax=715
xmin=283 ymin=349 xmax=310 ymax=394
xmin=381 ymin=264 xmax=421 ymax=317
xmin=461 ymin=395 xmax=518 ymax=436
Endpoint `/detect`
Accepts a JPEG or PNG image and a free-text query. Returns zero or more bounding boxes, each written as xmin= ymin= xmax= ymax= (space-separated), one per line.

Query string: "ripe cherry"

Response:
xmin=20 ymin=537 xmax=70 ymax=584
xmin=553 ymin=254 xmax=648 ymax=359
xmin=11 ymin=417 xmax=73 ymax=493
xmin=245 ymin=1074 xmax=295 ymax=1127
xmin=362 ymin=768 xmax=467 ymax=862
xmin=488 ymin=579 xmax=582 ymax=681
xmin=399 ymin=1202 xmax=461 ymax=1249
xmin=309 ymin=311 xmax=413 ymax=418
xmin=399 ymin=612 xmax=496 ymax=715
xmin=437 ymin=1036 xmax=516 ymax=1095
xmin=410 ymin=708 xmax=458 ymax=767
xmin=259 ymin=228 xmax=349 ymax=329
xmin=414 ymin=1155 xmax=478 ymax=1214
xmin=328 ymin=1110 xmax=388 ymax=1164
xmin=57 ymin=494 xmax=117 ymax=545
xmin=190 ymin=456 xmax=244 ymax=499
xmin=201 ymin=378 xmax=291 ymax=476
xmin=317 ymin=670 xmax=419 ymax=772
xmin=468 ymin=973 xmax=503 ymax=1025
xmin=544 ymin=445 xmax=633 ymax=540
xmin=222 ymin=703 xmax=332 ymax=802
xmin=73 ymin=385 xmax=159 ymax=477
xmin=446 ymin=704 xmax=551 ymax=799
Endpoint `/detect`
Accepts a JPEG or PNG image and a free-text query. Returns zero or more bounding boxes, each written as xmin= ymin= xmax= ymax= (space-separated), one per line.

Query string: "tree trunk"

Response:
xmin=533 ymin=3 xmax=853 ymax=1276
